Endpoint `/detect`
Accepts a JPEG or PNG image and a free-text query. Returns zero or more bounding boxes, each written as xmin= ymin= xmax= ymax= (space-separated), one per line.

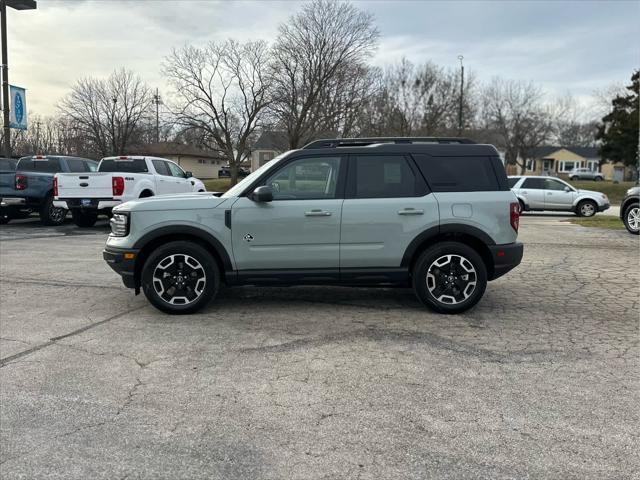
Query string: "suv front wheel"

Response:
xmin=141 ymin=241 xmax=220 ymax=314
xmin=412 ymin=241 xmax=487 ymax=314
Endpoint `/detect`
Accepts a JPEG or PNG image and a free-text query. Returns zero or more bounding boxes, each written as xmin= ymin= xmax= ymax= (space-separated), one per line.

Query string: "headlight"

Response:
xmin=110 ymin=213 xmax=129 ymax=237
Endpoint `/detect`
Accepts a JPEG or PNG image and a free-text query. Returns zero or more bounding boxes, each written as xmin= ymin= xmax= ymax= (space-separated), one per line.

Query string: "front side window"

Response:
xmin=167 ymin=162 xmax=186 ymax=178
xmin=353 ymin=155 xmax=422 ymax=198
xmin=522 ymin=178 xmax=545 ymax=189
xmin=264 ymin=156 xmax=341 ymax=200
xmin=545 ymin=179 xmax=569 ymax=191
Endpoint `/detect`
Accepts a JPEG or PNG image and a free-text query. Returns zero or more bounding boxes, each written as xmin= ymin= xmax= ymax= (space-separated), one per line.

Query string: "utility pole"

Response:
xmin=153 ymin=88 xmax=161 ymax=143
xmin=458 ymin=55 xmax=464 ymax=136
xmin=1 ymin=0 xmax=37 ymax=159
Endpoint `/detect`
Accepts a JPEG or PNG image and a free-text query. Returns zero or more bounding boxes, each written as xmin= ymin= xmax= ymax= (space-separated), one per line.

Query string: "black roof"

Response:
xmin=530 ymin=146 xmax=599 ymax=159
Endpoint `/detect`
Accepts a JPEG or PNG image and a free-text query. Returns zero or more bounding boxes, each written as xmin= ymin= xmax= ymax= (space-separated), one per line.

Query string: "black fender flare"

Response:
xmin=133 ymin=225 xmax=233 ymax=271
xmin=401 ymin=224 xmax=495 ymax=268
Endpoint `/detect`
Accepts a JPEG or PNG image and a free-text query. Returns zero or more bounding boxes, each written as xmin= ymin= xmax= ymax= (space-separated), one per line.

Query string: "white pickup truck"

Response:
xmin=54 ymin=156 xmax=206 ymax=227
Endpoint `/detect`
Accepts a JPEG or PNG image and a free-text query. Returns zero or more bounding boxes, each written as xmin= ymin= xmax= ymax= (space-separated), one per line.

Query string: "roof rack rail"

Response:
xmin=302 ymin=137 xmax=476 ymax=149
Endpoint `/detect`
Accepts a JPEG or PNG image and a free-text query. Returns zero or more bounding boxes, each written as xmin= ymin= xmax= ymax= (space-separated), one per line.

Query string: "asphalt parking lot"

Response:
xmin=1 ymin=214 xmax=638 ymax=479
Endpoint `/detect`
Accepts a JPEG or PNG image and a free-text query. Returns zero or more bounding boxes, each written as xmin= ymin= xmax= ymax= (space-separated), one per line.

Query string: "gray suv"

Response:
xmin=103 ymin=137 xmax=523 ymax=315
xmin=569 ymin=167 xmax=603 ymax=181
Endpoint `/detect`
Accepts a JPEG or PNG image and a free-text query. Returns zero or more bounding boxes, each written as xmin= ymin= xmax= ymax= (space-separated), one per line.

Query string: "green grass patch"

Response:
xmin=203 ymin=178 xmax=232 ymax=192
xmin=567 ymin=216 xmax=625 ymax=230
xmin=567 ymin=180 xmax=635 ymax=205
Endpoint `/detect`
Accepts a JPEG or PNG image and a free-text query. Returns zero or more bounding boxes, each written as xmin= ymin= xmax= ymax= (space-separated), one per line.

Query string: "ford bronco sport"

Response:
xmin=103 ymin=137 xmax=523 ymax=314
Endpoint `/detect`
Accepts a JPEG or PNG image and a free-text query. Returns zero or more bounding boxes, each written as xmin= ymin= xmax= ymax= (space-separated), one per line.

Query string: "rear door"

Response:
xmin=340 ymin=154 xmax=437 ymax=268
xmin=518 ymin=178 xmax=546 ymax=208
xmin=151 ymin=160 xmax=175 ymax=195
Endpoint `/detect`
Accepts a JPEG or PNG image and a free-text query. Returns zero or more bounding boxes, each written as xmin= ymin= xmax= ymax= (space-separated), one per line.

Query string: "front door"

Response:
xmin=544 ymin=178 xmax=575 ymax=209
xmin=166 ymin=161 xmax=191 ymax=193
xmin=231 ymin=155 xmax=344 ymax=271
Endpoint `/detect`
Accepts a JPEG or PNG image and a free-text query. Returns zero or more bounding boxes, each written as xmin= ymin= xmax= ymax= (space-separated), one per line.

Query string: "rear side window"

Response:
xmin=86 ymin=161 xmax=98 ymax=172
xmin=412 ymin=155 xmax=500 ymax=192
xmin=152 ymin=160 xmax=170 ymax=176
xmin=350 ymin=155 xmax=426 ymax=198
xmin=508 ymin=177 xmax=520 ymax=188
xmin=98 ymin=159 xmax=148 ymax=173
xmin=522 ymin=178 xmax=545 ymax=189
xmin=16 ymin=157 xmax=62 ymax=173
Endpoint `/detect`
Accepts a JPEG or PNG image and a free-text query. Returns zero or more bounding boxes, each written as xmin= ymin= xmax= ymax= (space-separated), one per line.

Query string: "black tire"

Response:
xmin=412 ymin=241 xmax=488 ymax=314
xmin=594 ymin=176 xmax=603 ymax=181
xmin=139 ymin=190 xmax=154 ymax=198
xmin=570 ymin=176 xmax=577 ymax=181
xmin=71 ymin=210 xmax=98 ymax=227
xmin=0 ymin=210 xmax=10 ymax=224
xmin=39 ymin=195 xmax=67 ymax=226
xmin=518 ymin=199 xmax=526 ymax=213
xmin=576 ymin=199 xmax=597 ymax=217
xmin=623 ymin=202 xmax=640 ymax=235
xmin=141 ymin=241 xmax=220 ymax=314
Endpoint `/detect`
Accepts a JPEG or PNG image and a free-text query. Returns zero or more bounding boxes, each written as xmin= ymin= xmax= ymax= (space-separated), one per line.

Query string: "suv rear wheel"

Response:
xmin=412 ymin=241 xmax=487 ymax=314
xmin=141 ymin=241 xmax=220 ymax=314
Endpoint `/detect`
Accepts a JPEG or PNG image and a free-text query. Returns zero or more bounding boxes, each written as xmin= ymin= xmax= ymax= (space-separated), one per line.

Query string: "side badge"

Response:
xmin=243 ymin=234 xmax=254 ymax=242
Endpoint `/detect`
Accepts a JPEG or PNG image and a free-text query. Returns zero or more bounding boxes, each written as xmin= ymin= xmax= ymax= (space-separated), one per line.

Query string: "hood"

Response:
xmin=114 ymin=192 xmax=227 ymax=212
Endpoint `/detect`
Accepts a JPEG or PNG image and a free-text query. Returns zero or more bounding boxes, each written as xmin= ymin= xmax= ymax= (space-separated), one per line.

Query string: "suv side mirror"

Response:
xmin=184 ymin=171 xmax=193 ymax=178
xmin=564 ymin=186 xmax=571 ymax=192
xmin=252 ymin=185 xmax=273 ymax=202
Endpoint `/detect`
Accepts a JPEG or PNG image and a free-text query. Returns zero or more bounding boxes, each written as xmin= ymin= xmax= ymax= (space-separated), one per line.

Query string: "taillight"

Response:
xmin=112 ymin=176 xmax=125 ymax=196
xmin=510 ymin=202 xmax=519 ymax=232
xmin=15 ymin=174 xmax=27 ymax=191
xmin=53 ymin=176 xmax=58 ymax=197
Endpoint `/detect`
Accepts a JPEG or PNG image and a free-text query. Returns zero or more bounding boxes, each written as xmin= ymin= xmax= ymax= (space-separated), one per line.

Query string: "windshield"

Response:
xmin=222 ymin=151 xmax=294 ymax=197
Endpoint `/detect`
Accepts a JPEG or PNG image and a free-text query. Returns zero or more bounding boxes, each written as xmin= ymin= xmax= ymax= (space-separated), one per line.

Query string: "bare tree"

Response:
xmin=357 ymin=59 xmax=475 ymax=137
xmin=480 ymin=78 xmax=556 ymax=174
xmin=270 ymin=0 xmax=380 ymax=148
xmin=163 ymin=39 xmax=271 ymax=185
xmin=58 ymin=69 xmax=153 ymax=157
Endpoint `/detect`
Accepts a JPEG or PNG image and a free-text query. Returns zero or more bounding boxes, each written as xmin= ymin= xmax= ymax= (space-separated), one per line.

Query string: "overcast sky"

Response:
xmin=5 ymin=0 xmax=639 ymax=119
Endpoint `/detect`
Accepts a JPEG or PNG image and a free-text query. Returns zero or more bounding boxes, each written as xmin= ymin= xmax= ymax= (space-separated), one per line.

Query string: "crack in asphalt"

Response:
xmin=0 ymin=305 xmax=146 ymax=367
xmin=0 ymin=277 xmax=123 ymax=291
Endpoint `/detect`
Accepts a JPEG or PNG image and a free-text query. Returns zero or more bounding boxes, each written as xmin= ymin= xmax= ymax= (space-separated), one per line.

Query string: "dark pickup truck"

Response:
xmin=0 ymin=155 xmax=98 ymax=225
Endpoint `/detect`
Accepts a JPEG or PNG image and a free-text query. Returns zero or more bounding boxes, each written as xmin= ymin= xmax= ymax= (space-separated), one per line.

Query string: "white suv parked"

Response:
xmin=509 ymin=176 xmax=609 ymax=217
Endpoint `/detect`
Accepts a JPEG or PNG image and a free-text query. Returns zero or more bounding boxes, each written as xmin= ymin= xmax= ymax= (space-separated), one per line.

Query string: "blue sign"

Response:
xmin=9 ymin=85 xmax=27 ymax=130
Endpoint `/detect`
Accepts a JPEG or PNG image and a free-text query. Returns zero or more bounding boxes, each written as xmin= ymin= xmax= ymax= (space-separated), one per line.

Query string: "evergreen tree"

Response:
xmin=597 ymin=71 xmax=639 ymax=166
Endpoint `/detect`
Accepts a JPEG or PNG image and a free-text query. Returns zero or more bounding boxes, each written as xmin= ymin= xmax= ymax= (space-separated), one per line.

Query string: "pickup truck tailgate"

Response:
xmin=56 ymin=172 xmax=113 ymax=198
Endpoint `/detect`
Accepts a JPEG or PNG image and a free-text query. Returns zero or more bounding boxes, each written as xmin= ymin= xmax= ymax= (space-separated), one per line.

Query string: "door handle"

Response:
xmin=305 ymin=210 xmax=332 ymax=217
xmin=398 ymin=208 xmax=424 ymax=215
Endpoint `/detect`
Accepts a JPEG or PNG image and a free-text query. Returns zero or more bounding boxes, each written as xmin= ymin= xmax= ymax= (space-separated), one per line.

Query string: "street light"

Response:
xmin=1 ymin=0 xmax=37 ymax=159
